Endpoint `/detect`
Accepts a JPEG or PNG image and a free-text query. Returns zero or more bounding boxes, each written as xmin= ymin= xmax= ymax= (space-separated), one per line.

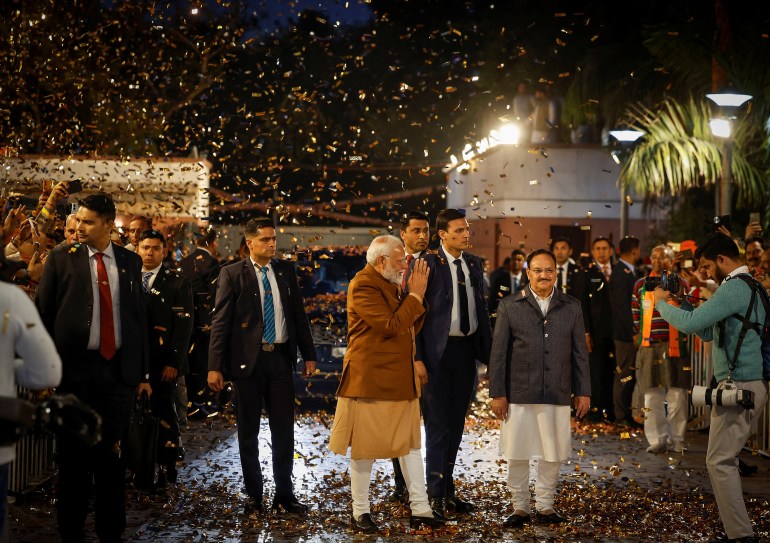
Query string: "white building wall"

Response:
xmin=446 ymin=144 xmax=651 ymax=221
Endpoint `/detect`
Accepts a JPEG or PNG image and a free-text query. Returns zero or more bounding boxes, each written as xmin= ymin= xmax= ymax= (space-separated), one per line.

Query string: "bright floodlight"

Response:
xmin=497 ymin=123 xmax=520 ymax=144
xmin=706 ymin=93 xmax=752 ymax=108
xmin=709 ymin=118 xmax=732 ymax=138
xmin=609 ymin=130 xmax=644 ymax=143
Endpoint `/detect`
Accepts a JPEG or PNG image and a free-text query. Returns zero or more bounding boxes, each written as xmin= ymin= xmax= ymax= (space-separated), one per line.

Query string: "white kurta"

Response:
xmin=499 ymin=404 xmax=571 ymax=462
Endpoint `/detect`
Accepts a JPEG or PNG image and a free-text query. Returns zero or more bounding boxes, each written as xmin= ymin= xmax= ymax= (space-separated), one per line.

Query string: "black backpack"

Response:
xmin=718 ymin=274 xmax=770 ymax=381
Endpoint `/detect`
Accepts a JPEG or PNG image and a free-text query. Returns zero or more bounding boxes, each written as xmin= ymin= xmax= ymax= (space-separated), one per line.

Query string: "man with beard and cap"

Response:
xmin=329 ymin=235 xmax=443 ymax=533
xmin=385 ymin=210 xmax=431 ymax=504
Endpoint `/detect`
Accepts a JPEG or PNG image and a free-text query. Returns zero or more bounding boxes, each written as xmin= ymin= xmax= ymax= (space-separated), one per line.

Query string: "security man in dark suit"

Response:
xmin=36 ymin=194 xmax=150 ymax=543
xmin=137 ymin=229 xmax=194 ymax=486
xmin=415 ymin=208 xmax=493 ymax=519
xmin=488 ymin=249 xmax=529 ymax=319
xmin=207 ymin=217 xmax=317 ymax=514
xmin=179 ymin=226 xmax=220 ymax=418
xmin=550 ymin=237 xmax=580 ymax=296
xmin=576 ymin=236 xmax=616 ymax=422
xmin=609 ymin=236 xmax=641 ymax=426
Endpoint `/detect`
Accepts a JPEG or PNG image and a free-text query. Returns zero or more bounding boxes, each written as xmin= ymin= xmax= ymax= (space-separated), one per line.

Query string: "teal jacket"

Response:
xmin=655 ymin=273 xmax=765 ymax=382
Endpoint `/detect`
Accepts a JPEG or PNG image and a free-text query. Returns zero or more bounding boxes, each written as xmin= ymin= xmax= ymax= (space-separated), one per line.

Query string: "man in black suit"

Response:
xmin=415 ymin=209 xmax=493 ymax=519
xmin=179 ymin=226 xmax=220 ymax=418
xmin=488 ymin=249 xmax=528 ymax=319
xmin=550 ymin=237 xmax=580 ymax=297
xmin=36 ymin=194 xmax=150 ymax=543
xmin=487 ymin=257 xmax=510 ymax=295
xmin=387 ymin=210 xmax=431 ymax=504
xmin=609 ymin=236 xmax=641 ymax=427
xmin=137 ymin=229 xmax=194 ymax=487
xmin=576 ymin=236 xmax=616 ymax=422
xmin=207 ymin=217 xmax=316 ymax=514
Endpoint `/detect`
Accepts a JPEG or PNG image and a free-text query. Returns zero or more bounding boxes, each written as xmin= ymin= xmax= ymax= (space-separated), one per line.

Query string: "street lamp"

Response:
xmin=706 ymin=92 xmax=752 ymax=217
xmin=609 ymin=129 xmax=644 ymax=239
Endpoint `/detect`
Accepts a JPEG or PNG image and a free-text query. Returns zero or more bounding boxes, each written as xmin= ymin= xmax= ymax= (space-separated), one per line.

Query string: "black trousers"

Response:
xmin=589 ymin=336 xmax=616 ymax=421
xmin=56 ymin=351 xmax=133 ymax=543
xmin=613 ymin=340 xmax=637 ymax=423
xmin=187 ymin=330 xmax=214 ymax=409
xmin=149 ymin=375 xmax=180 ymax=466
xmin=233 ymin=346 xmax=296 ymax=501
xmin=422 ymin=337 xmax=477 ymax=498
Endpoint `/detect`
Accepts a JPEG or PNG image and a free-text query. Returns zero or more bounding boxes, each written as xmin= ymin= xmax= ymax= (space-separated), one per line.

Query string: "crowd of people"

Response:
xmin=0 ymin=179 xmax=768 ymax=543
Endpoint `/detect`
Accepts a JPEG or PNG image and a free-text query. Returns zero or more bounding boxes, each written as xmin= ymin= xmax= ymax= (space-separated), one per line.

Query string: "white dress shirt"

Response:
xmin=252 ymin=260 xmax=288 ymax=344
xmin=86 ymin=242 xmax=122 ymax=351
xmin=531 ymin=285 xmax=555 ymax=316
xmin=723 ymin=265 xmax=750 ymax=285
xmin=444 ymin=245 xmax=478 ymax=336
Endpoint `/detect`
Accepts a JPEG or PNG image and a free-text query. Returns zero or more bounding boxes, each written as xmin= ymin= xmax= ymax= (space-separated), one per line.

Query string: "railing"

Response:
xmin=7 ymin=387 xmax=56 ymax=496
xmin=8 ymin=429 xmax=54 ymax=496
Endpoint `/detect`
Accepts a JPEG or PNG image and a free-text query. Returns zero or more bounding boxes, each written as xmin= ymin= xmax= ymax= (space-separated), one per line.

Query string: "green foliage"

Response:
xmin=620 ymin=97 xmax=768 ymax=210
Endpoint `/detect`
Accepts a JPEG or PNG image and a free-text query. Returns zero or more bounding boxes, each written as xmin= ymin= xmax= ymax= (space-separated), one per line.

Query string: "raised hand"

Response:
xmin=406 ymin=258 xmax=429 ymax=298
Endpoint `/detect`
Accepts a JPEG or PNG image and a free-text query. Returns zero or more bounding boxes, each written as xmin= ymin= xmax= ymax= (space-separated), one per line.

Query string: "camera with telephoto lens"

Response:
xmin=0 ymin=394 xmax=102 ymax=447
xmin=691 ymin=383 xmax=755 ymax=410
xmin=644 ymin=270 xmax=681 ymax=293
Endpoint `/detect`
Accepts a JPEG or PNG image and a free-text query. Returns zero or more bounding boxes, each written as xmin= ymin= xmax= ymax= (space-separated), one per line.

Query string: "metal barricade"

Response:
xmin=687 ymin=335 xmax=770 ymax=455
xmin=687 ymin=335 xmax=713 ymax=431
xmin=7 ymin=387 xmax=56 ymax=496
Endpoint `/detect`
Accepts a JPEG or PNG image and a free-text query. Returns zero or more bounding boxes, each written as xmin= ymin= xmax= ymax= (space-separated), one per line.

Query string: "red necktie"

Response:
xmin=402 ymin=254 xmax=415 ymax=290
xmin=95 ymin=252 xmax=116 ymax=360
xmin=603 ymin=264 xmax=611 ymax=282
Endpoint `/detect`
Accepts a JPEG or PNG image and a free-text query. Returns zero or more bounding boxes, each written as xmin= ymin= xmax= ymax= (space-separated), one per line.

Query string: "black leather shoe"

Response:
xmin=738 ymin=459 xmax=758 ymax=477
xmin=503 ymin=513 xmax=531 ymax=528
xmin=536 ymin=510 xmax=569 ymax=524
xmin=410 ymin=513 xmax=446 ymax=529
xmin=272 ymin=495 xmax=308 ymax=515
xmin=447 ymin=494 xmax=474 ymax=514
xmin=429 ymin=497 xmax=452 ymax=519
xmin=388 ymin=484 xmax=409 ymax=504
xmin=615 ymin=418 xmax=643 ymax=430
xmin=244 ymin=496 xmax=263 ymax=514
xmin=351 ymin=513 xmax=379 ymax=533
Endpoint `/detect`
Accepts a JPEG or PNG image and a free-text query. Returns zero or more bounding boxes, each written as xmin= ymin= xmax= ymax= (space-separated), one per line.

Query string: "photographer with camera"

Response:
xmin=0 ymin=280 xmax=62 ymax=543
xmin=653 ymin=232 xmax=767 ymax=543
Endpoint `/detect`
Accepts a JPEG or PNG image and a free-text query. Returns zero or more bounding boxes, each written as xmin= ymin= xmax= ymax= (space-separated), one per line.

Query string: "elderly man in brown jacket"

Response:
xmin=329 ymin=235 xmax=443 ymax=533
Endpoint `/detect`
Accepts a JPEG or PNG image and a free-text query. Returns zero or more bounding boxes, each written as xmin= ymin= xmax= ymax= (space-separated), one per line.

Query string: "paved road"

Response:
xmin=9 ymin=395 xmax=770 ymax=542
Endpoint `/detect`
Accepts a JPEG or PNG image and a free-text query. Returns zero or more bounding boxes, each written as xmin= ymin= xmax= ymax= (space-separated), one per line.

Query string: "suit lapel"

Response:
xmin=243 ymin=259 xmax=262 ymax=317
xmin=437 ymin=246 xmax=453 ymax=297
xmin=72 ymin=244 xmax=92 ymax=295
xmin=113 ymin=246 xmax=133 ymax=303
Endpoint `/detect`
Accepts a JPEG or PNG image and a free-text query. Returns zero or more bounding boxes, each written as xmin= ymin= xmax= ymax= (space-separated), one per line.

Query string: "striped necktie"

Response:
xmin=260 ymin=266 xmax=276 ymax=344
xmin=142 ymin=271 xmax=152 ymax=293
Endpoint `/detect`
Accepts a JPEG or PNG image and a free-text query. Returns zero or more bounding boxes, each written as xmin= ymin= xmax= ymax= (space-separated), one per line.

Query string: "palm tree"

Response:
xmin=620 ymin=97 xmax=767 ymax=211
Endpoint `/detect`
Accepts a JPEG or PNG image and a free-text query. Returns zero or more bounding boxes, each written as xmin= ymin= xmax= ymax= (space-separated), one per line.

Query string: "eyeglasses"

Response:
xmin=383 ymin=255 xmax=408 ymax=265
xmin=530 ymin=268 xmax=555 ymax=276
